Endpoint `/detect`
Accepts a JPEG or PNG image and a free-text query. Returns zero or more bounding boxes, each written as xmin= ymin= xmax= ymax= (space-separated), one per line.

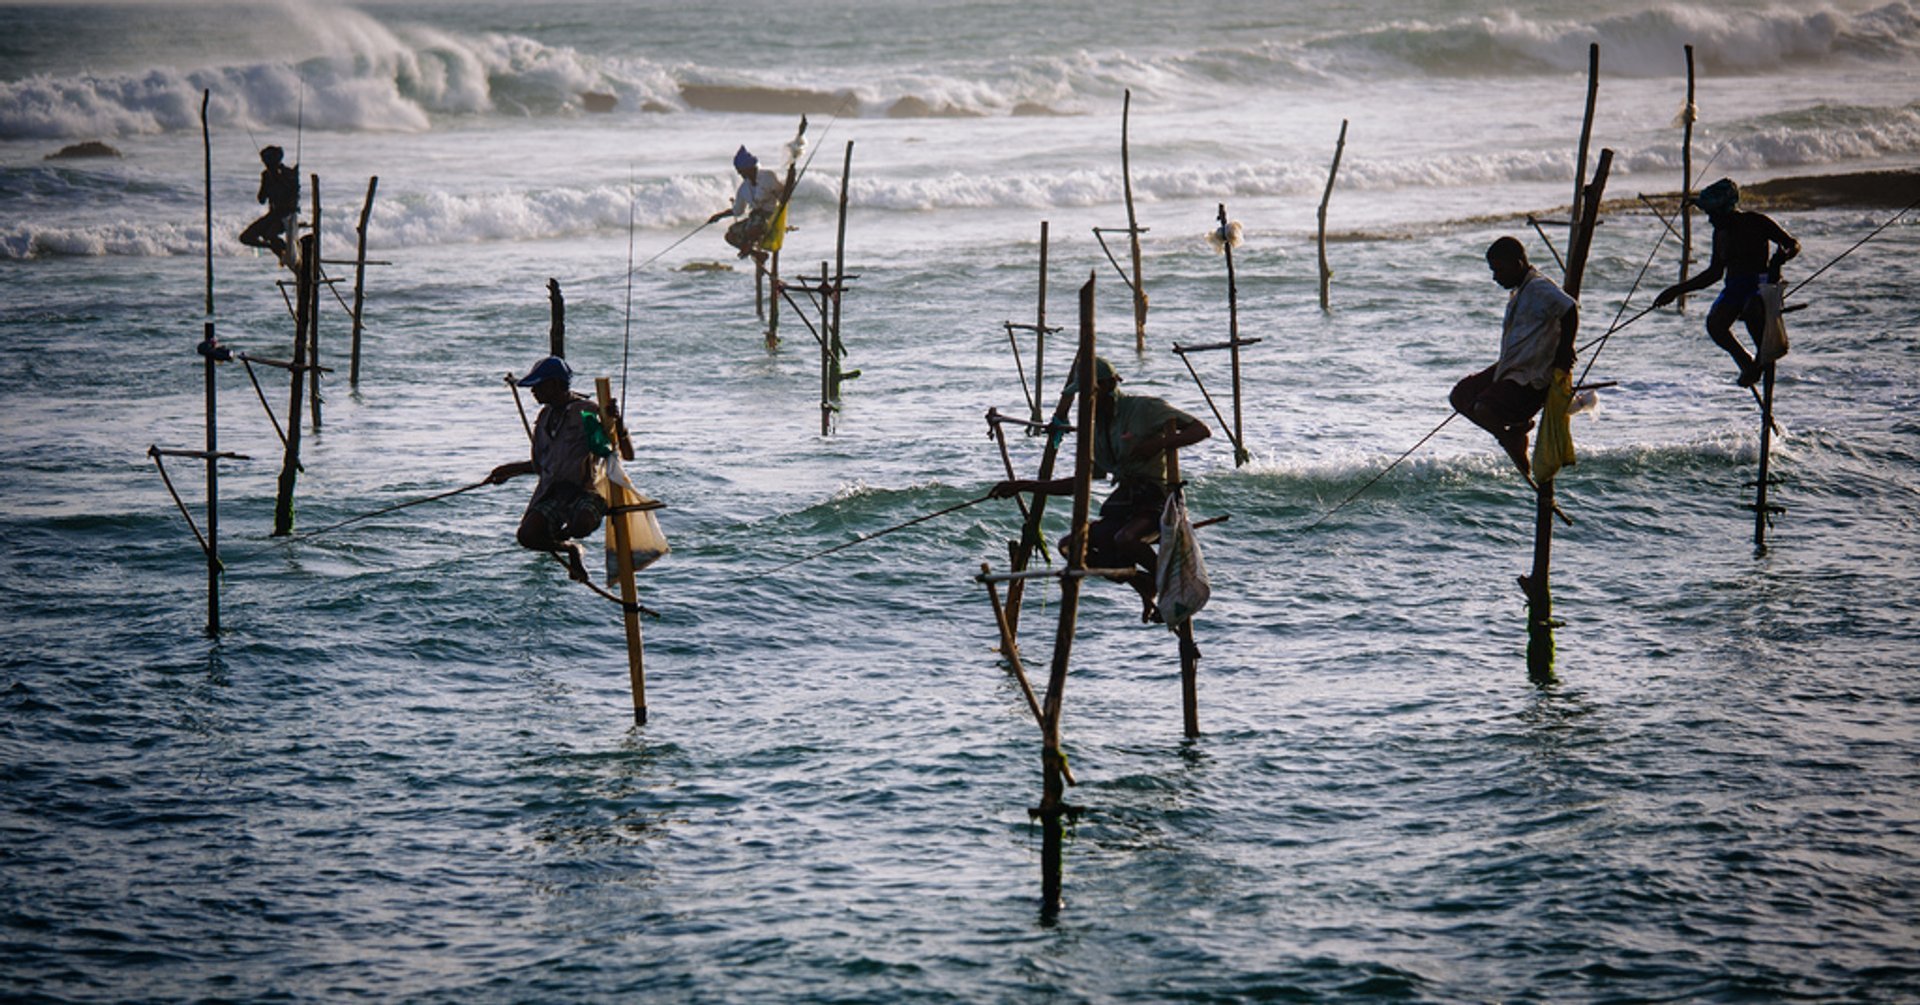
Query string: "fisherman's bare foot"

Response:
xmin=1736 ymin=360 xmax=1764 ymax=388
xmin=1497 ymin=428 xmax=1531 ymax=479
xmin=564 ymin=545 xmax=590 ymax=584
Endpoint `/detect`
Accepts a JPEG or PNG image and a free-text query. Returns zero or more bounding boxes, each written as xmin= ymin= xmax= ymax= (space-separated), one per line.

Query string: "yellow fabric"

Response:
xmin=1531 ymin=367 xmax=1576 ymax=484
xmin=759 ymin=202 xmax=790 ymax=253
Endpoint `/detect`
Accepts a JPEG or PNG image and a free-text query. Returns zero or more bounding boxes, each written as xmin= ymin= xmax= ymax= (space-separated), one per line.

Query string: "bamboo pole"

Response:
xmin=307 ymin=175 xmax=323 ymax=431
xmin=1679 ymin=45 xmax=1696 ymax=311
xmin=1218 ymin=203 xmax=1248 ymax=467
xmin=1317 ymin=119 xmax=1348 ymax=312
xmin=756 ymin=259 xmax=766 ymax=321
xmin=1752 ymin=365 xmax=1780 ymax=555
xmin=1121 ymin=90 xmax=1146 ymax=351
xmin=1035 ymin=221 xmax=1050 ymax=427
xmin=1039 ymin=273 xmax=1097 ymax=920
xmin=272 ymin=233 xmax=315 ymax=536
xmin=201 ymin=90 xmax=221 ymax=636
xmin=548 ymin=278 xmax=565 ymax=358
xmin=833 ymin=140 xmax=851 ymax=360
xmin=1569 ymin=43 xmax=1599 ymax=257
xmin=766 ymin=251 xmax=782 ymax=350
xmin=349 ymin=176 xmax=378 ymax=388
xmin=1004 ymin=384 xmax=1076 ymax=640
xmin=820 ymin=261 xmax=833 ymax=436
xmin=1166 ymin=421 xmax=1198 ymax=737
xmin=1527 ymin=147 xmax=1611 ymax=681
xmin=594 ymin=378 xmax=648 ymax=723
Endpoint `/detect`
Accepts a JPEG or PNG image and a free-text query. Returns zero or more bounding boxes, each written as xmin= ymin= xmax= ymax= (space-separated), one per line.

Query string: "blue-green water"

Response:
xmin=4 ymin=0 xmax=1919 ymax=1000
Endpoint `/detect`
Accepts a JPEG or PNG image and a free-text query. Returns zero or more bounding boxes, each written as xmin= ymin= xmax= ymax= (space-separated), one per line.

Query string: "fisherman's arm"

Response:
xmin=1128 ymin=418 xmax=1210 ymax=462
xmin=1765 ymin=216 xmax=1801 ymax=279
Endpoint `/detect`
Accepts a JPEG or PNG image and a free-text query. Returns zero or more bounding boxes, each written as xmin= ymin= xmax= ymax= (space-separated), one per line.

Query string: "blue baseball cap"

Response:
xmin=517 ymin=355 xmax=572 ymax=386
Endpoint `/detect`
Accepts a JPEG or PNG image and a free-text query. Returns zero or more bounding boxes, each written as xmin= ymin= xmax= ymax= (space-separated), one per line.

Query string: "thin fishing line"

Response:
xmin=1301 ymin=412 xmax=1458 ymax=532
xmin=744 ymin=492 xmax=994 ymax=581
xmin=290 ymin=479 xmax=491 ymax=541
xmin=1787 ymin=195 xmax=1918 ymax=300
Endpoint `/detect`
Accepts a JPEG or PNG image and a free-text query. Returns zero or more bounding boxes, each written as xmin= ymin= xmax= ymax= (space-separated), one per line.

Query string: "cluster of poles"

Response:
xmin=145 ymin=51 xmax=1913 ymax=919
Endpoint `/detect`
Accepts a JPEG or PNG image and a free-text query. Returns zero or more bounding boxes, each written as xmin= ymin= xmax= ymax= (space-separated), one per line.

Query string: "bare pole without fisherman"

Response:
xmin=1318 ymin=119 xmax=1348 ymax=311
xmin=1122 ymin=90 xmax=1147 ymax=350
xmin=1679 ymin=45 xmax=1696 ymax=311
xmin=349 ymin=176 xmax=378 ymax=387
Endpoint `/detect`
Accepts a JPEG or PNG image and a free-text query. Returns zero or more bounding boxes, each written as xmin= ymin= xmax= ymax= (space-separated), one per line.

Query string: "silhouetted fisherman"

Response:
xmin=706 ymin=145 xmax=783 ymax=265
xmin=488 ymin=356 xmax=608 ymax=583
xmin=1451 ymin=236 xmax=1578 ymax=479
xmin=238 ymin=144 xmax=299 ymax=261
xmin=991 ymin=356 xmax=1210 ymax=623
xmin=1654 ymin=177 xmax=1801 ymax=387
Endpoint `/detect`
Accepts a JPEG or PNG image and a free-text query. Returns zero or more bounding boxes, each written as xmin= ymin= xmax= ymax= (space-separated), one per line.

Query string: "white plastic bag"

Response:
xmin=1155 ymin=491 xmax=1210 ymax=629
xmin=597 ymin=452 xmax=668 ymax=583
xmin=1759 ymin=281 xmax=1790 ymax=364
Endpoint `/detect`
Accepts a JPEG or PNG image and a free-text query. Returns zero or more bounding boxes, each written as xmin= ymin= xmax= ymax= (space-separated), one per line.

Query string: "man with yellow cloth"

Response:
xmin=1450 ymin=236 xmax=1578 ymax=480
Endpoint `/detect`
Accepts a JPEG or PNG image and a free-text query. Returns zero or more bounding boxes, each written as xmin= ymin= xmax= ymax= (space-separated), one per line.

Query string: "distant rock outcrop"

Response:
xmin=46 ymin=141 xmax=122 ymax=160
xmin=580 ymin=92 xmax=617 ymax=113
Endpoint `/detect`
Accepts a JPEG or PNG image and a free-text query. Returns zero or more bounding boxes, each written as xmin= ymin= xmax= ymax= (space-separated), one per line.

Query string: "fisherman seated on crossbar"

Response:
xmin=706 ymin=145 xmax=783 ymax=266
xmin=237 ymin=144 xmax=299 ymax=263
xmin=488 ymin=355 xmax=608 ymax=583
xmin=990 ymin=356 xmax=1210 ymax=623
xmin=1450 ymin=236 xmax=1578 ymax=480
xmin=1652 ymin=177 xmax=1800 ymax=388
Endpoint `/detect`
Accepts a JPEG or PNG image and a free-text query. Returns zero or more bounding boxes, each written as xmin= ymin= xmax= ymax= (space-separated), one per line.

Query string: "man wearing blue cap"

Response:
xmin=706 ymin=145 xmax=784 ymax=264
xmin=990 ymin=357 xmax=1211 ymax=623
xmin=488 ymin=356 xmax=607 ymax=582
xmin=1654 ymin=177 xmax=1800 ymax=387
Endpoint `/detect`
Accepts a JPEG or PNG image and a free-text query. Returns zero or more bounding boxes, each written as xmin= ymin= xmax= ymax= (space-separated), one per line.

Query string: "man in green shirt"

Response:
xmin=992 ymin=357 xmax=1210 ymax=622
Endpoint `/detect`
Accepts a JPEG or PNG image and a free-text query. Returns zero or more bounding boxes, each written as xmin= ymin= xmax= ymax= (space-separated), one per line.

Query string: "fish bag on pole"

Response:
xmin=1759 ymin=281 xmax=1790 ymax=364
xmin=1531 ymin=366 xmax=1576 ymax=484
xmin=598 ymin=452 xmax=668 ymax=581
xmin=1155 ymin=490 xmax=1210 ymax=629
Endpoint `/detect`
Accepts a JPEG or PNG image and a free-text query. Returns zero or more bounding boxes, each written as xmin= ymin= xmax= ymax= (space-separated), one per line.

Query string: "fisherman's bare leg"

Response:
xmin=1707 ymin=296 xmax=1763 ymax=386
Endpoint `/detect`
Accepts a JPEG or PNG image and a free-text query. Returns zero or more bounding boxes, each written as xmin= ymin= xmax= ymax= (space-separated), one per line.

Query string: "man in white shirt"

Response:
xmin=1449 ymin=236 xmax=1578 ymax=479
xmin=707 ymin=145 xmax=784 ymax=264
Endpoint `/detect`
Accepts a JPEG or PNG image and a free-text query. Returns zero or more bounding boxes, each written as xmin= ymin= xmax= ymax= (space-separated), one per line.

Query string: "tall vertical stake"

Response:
xmin=595 ymin=378 xmax=648 ymax=723
xmin=201 ymin=89 xmax=220 ymax=636
xmin=1569 ymin=44 xmax=1599 ymax=254
xmin=349 ymin=176 xmax=378 ymax=388
xmin=307 ymin=176 xmax=322 ymax=431
xmin=1758 ymin=363 xmax=1774 ymax=553
xmin=272 ymin=233 xmax=315 ymax=537
xmin=1679 ymin=45 xmax=1696 ymax=311
xmin=1034 ymin=221 xmax=1050 ymax=427
xmin=1218 ymin=203 xmax=1247 ymax=467
xmin=1040 ymin=272 xmax=1097 ymax=920
xmin=1166 ymin=421 xmax=1199 ymax=736
xmin=767 ymin=250 xmax=782 ymax=350
xmin=820 ymin=261 xmax=833 ymax=436
xmin=1318 ymin=119 xmax=1348 ymax=312
xmin=1121 ymin=90 xmax=1146 ymax=351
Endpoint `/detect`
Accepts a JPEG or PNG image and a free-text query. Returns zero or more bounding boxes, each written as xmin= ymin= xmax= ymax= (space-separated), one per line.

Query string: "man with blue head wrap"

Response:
xmin=707 ymin=143 xmax=785 ymax=264
xmin=1655 ymin=177 xmax=1801 ymax=387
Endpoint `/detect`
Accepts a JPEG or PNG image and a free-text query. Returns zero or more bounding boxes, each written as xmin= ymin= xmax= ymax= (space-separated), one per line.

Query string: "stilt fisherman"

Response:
xmin=1653 ymin=177 xmax=1800 ymax=387
xmin=488 ymin=356 xmax=609 ymax=583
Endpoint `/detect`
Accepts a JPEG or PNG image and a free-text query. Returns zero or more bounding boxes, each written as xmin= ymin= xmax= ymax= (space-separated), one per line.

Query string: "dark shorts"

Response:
xmin=530 ymin=482 xmax=607 ymax=541
xmin=1450 ymin=365 xmax=1546 ymax=428
xmin=1713 ymin=272 xmax=1765 ymax=316
xmin=1089 ymin=481 xmax=1167 ymax=565
xmin=725 ymin=212 xmax=773 ymax=251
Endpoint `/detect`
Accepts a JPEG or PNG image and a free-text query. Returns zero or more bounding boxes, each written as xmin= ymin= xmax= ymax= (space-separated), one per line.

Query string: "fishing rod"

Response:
xmin=1300 ymin=413 xmax=1458 ymax=532
xmin=1787 ymin=194 xmax=1919 ymax=300
xmin=744 ymin=491 xmax=995 ymax=580
xmin=621 ymin=165 xmax=638 ymax=404
xmin=291 ymin=479 xmax=491 ymax=541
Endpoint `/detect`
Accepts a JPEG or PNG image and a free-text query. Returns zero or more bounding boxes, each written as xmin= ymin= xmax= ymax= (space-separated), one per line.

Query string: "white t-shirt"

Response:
xmin=1493 ymin=268 xmax=1576 ymax=389
xmin=730 ymin=173 xmax=783 ymax=218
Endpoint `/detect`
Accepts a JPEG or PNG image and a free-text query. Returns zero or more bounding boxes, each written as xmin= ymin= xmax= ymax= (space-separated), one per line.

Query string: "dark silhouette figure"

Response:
xmin=488 ymin=356 xmax=608 ymax=583
xmin=991 ymin=356 xmax=1210 ymax=623
xmin=1451 ymin=236 xmax=1578 ymax=479
xmin=238 ymin=145 xmax=299 ymax=260
xmin=1654 ymin=177 xmax=1800 ymax=387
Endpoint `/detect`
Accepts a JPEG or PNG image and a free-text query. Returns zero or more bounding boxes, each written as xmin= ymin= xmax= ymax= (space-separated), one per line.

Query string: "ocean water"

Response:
xmin=3 ymin=0 xmax=1919 ymax=1000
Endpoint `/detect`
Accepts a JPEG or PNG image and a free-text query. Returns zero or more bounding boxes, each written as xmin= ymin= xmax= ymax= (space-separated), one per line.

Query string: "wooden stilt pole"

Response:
xmin=1218 ymin=203 xmax=1248 ymax=467
xmin=1527 ymin=147 xmax=1611 ymax=681
xmin=547 ymin=278 xmax=566 ymax=358
xmin=1039 ymin=273 xmax=1097 ymax=920
xmin=767 ymin=250 xmax=782 ymax=351
xmin=820 ymin=260 xmax=833 ymax=436
xmin=200 ymin=90 xmax=222 ymax=635
xmin=1752 ymin=365 xmax=1780 ymax=555
xmin=596 ymin=378 xmax=647 ymax=723
xmin=307 ymin=175 xmax=323 ymax=431
xmin=1004 ymin=383 xmax=1076 ymax=641
xmin=756 ymin=259 xmax=766 ymax=321
xmin=1678 ymin=45 xmax=1696 ymax=311
xmin=1121 ymin=90 xmax=1147 ymax=351
xmin=349 ymin=176 xmax=378 ymax=388
xmin=272 ymin=233 xmax=315 ymax=537
xmin=1569 ymin=44 xmax=1599 ymax=255
xmin=1034 ymin=221 xmax=1050 ymax=427
xmin=1166 ymin=422 xmax=1199 ymax=737
xmin=830 ymin=141 xmax=852 ymax=412
xmin=1318 ymin=119 xmax=1348 ymax=312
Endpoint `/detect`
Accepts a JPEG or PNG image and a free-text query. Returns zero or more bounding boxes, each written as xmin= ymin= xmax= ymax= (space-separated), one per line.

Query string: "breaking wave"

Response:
xmin=5 ymin=2 xmax=1914 ymax=140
